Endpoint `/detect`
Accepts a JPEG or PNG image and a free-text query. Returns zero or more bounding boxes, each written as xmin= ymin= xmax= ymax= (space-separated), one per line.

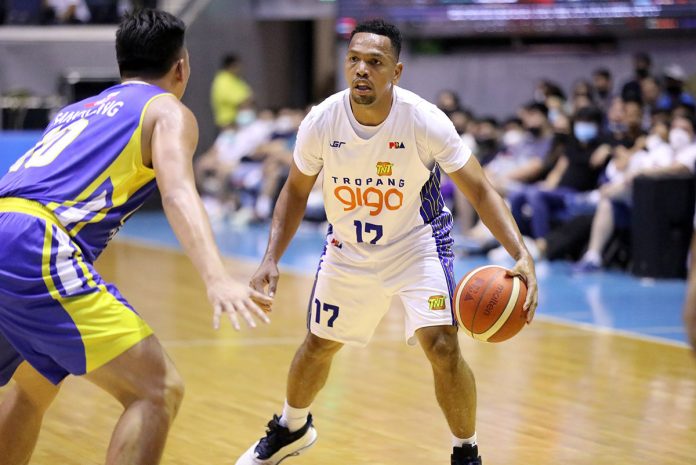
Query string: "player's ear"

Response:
xmin=392 ymin=62 xmax=403 ymax=86
xmin=174 ymin=58 xmax=185 ymax=81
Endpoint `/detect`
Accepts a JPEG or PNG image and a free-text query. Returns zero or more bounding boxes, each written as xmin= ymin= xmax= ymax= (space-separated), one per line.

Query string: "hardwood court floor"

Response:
xmin=1 ymin=241 xmax=695 ymax=465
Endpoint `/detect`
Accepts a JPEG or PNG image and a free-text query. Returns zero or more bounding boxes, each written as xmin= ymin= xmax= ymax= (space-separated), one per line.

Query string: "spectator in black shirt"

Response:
xmin=509 ymin=106 xmax=604 ymax=239
xmin=621 ymin=53 xmax=652 ymax=103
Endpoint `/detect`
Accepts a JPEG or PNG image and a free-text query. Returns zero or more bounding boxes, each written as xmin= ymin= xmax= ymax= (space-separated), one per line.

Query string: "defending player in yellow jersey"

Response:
xmin=0 ymin=9 xmax=271 ymax=465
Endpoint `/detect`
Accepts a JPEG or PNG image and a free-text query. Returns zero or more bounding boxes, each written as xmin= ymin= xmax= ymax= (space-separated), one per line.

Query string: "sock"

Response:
xmin=452 ymin=433 xmax=478 ymax=458
xmin=279 ymin=400 xmax=310 ymax=433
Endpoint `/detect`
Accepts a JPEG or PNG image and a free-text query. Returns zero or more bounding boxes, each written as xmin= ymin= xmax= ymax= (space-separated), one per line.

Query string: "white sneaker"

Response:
xmin=235 ymin=414 xmax=317 ymax=465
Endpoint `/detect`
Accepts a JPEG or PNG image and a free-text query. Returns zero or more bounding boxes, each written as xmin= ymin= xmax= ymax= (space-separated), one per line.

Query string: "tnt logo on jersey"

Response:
xmin=376 ymin=162 xmax=393 ymax=176
xmin=388 ymin=141 xmax=406 ymax=149
xmin=428 ymin=295 xmax=446 ymax=311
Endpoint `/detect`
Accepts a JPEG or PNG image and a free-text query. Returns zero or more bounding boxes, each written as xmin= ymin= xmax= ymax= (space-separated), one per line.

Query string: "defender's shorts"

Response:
xmin=308 ymin=224 xmax=456 ymax=347
xmin=0 ymin=198 xmax=153 ymax=385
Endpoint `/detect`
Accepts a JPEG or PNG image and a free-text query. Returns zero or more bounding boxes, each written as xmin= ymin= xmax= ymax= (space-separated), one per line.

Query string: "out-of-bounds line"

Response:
xmin=536 ymin=314 xmax=689 ymax=349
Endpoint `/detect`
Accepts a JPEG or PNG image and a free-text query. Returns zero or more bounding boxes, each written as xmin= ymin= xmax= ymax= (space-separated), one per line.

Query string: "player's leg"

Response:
xmin=396 ymin=229 xmax=481 ymax=465
xmin=416 ymin=326 xmax=481 ymax=465
xmin=684 ymin=230 xmax=696 ymax=354
xmin=236 ymin=239 xmax=389 ymax=465
xmin=286 ymin=332 xmax=343 ymax=409
xmin=83 ymin=334 xmax=184 ymax=465
xmin=0 ymin=361 xmax=60 ymax=465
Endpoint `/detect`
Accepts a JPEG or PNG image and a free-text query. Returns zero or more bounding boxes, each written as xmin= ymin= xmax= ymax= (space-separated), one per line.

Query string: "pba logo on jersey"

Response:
xmin=428 ymin=295 xmax=447 ymax=311
xmin=330 ymin=140 xmax=346 ymax=148
xmin=388 ymin=141 xmax=406 ymax=149
xmin=330 ymin=237 xmax=343 ymax=249
xmin=376 ymin=162 xmax=393 ymax=176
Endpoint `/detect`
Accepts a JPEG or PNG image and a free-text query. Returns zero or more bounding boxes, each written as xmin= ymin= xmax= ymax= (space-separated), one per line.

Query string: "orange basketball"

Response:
xmin=454 ymin=265 xmax=528 ymax=343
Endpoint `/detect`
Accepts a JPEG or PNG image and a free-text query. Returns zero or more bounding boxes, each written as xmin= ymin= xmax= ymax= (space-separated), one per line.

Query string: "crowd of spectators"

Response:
xmin=439 ymin=53 xmax=696 ymax=273
xmin=0 ymin=0 xmax=157 ymax=25
xmin=196 ymin=50 xmax=696 ymax=274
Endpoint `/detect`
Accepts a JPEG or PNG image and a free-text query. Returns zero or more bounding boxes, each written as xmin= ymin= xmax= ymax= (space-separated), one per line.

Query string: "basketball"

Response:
xmin=454 ymin=265 xmax=528 ymax=343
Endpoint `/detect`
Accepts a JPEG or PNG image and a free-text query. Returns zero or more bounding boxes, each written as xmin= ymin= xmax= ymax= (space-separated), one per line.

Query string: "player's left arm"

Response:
xmin=448 ymin=157 xmax=538 ymax=321
xmin=423 ymin=106 xmax=537 ymax=320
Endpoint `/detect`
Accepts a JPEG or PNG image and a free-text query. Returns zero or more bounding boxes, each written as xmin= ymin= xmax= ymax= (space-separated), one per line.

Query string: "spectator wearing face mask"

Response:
xmin=508 ymin=106 xmax=605 ymax=240
xmin=573 ymin=119 xmax=677 ymax=272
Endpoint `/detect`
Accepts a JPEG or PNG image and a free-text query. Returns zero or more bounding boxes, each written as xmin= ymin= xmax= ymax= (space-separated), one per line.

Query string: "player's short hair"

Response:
xmin=116 ymin=9 xmax=186 ymax=79
xmin=350 ymin=19 xmax=402 ymax=60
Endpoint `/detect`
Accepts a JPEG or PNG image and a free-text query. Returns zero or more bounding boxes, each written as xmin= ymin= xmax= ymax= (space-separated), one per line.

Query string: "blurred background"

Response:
xmin=2 ymin=0 xmax=696 ymax=284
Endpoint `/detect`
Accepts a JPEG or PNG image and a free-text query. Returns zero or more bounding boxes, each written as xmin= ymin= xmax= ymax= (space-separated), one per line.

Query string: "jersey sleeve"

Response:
xmin=292 ymin=109 xmax=324 ymax=176
xmin=420 ymin=105 xmax=472 ymax=173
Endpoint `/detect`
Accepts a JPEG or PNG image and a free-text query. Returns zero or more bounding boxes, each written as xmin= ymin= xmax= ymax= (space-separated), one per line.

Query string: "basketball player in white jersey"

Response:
xmin=236 ymin=19 xmax=538 ymax=465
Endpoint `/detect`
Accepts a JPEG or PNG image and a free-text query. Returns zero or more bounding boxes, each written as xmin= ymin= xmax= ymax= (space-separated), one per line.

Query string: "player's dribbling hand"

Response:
xmin=506 ymin=253 xmax=538 ymax=323
xmin=249 ymin=257 xmax=280 ymax=298
xmin=208 ymin=278 xmax=272 ymax=331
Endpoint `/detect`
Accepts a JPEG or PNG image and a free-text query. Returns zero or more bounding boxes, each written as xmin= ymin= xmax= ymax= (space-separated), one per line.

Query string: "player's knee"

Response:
xmin=160 ymin=368 xmax=185 ymax=420
xmin=302 ymin=333 xmax=343 ymax=360
xmin=421 ymin=329 xmax=461 ymax=369
xmin=136 ymin=365 xmax=185 ymax=421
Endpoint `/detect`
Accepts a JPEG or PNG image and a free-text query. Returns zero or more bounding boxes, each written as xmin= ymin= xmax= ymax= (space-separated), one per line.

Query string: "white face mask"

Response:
xmin=236 ymin=109 xmax=256 ymax=127
xmin=645 ymin=133 xmax=663 ymax=152
xmin=669 ymin=127 xmax=692 ymax=151
xmin=502 ymin=130 xmax=525 ymax=148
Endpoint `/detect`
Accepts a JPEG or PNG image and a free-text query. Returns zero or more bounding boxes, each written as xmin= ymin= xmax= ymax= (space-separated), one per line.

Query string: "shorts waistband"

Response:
xmin=0 ymin=197 xmax=70 ymax=235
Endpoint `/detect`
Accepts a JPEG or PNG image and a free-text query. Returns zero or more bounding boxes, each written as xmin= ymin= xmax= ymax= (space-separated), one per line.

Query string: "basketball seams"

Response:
xmin=470 ymin=269 xmax=507 ymax=341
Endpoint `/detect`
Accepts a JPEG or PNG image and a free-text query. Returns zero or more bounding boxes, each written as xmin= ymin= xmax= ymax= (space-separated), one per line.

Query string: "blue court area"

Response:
xmin=118 ymin=211 xmax=689 ymax=346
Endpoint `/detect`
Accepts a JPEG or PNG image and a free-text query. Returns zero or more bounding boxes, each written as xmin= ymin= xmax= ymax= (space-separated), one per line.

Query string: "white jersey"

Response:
xmin=294 ymin=86 xmax=471 ymax=247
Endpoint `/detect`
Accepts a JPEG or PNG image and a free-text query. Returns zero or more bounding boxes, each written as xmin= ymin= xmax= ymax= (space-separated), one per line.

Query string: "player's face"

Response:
xmin=345 ymin=33 xmax=402 ymax=107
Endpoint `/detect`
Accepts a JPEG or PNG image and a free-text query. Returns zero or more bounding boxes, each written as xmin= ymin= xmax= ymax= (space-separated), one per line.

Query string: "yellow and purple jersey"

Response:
xmin=0 ymin=82 xmax=170 ymax=262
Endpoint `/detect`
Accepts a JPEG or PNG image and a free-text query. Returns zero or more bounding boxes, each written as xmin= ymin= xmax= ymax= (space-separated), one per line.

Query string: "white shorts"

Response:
xmin=307 ymin=224 xmax=456 ymax=347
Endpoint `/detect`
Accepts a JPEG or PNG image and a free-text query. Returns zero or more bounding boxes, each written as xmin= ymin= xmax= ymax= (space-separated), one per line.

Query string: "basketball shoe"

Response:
xmin=451 ymin=445 xmax=482 ymax=465
xmin=235 ymin=414 xmax=317 ymax=465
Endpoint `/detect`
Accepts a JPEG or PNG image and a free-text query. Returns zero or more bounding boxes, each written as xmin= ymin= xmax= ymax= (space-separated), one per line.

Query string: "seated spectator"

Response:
xmin=194 ymin=106 xmax=277 ymax=221
xmin=44 ymin=0 xmax=91 ymax=24
xmin=573 ymin=119 xmax=678 ymax=272
xmin=592 ymin=68 xmax=614 ymax=113
xmin=621 ymin=52 xmax=652 ymax=102
xmin=657 ymin=64 xmax=696 ymax=111
xmin=569 ymin=80 xmax=595 ymax=115
xmin=85 ymin=0 xmax=118 ymax=24
xmin=509 ymin=106 xmax=605 ymax=239
xmin=435 ymin=89 xmax=461 ymax=117
xmin=485 ymin=102 xmax=554 ymax=195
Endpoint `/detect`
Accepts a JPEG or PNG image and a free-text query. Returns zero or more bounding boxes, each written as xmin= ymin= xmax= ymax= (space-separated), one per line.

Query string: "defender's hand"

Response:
xmin=208 ymin=277 xmax=272 ymax=331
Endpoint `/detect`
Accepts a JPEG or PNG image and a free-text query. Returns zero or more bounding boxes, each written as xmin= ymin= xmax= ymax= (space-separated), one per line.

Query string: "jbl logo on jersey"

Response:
xmin=388 ymin=141 xmax=406 ymax=149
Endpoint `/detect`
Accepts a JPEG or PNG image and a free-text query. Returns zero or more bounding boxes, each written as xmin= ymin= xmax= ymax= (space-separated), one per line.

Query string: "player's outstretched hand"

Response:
xmin=208 ymin=277 xmax=272 ymax=331
xmin=506 ymin=253 xmax=538 ymax=323
xmin=249 ymin=257 xmax=280 ymax=298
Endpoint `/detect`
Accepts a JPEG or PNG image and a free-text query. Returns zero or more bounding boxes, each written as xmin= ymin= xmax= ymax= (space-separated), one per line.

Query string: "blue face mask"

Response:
xmin=574 ymin=122 xmax=598 ymax=143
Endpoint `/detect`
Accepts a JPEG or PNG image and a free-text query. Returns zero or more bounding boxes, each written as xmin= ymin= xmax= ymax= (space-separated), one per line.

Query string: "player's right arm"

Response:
xmin=250 ymin=163 xmax=318 ymax=297
xmin=146 ymin=95 xmax=271 ymax=330
xmin=250 ymin=110 xmax=322 ymax=297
